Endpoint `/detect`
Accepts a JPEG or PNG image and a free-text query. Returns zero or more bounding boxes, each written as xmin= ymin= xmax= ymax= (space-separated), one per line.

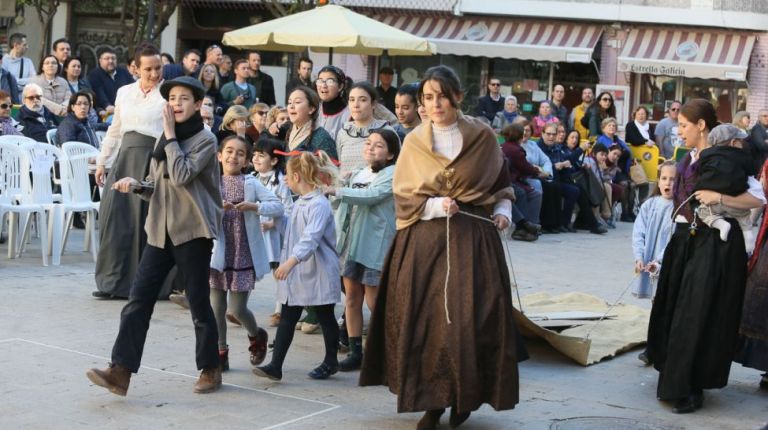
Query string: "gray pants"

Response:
xmin=210 ymin=289 xmax=259 ymax=350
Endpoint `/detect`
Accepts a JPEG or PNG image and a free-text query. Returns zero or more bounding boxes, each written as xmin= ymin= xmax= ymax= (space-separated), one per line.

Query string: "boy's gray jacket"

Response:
xmin=210 ymin=176 xmax=284 ymax=280
xmin=139 ymin=128 xmax=223 ymax=248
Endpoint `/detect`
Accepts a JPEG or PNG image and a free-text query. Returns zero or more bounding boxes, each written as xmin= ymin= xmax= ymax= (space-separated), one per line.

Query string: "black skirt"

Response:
xmin=646 ymin=220 xmax=747 ymax=400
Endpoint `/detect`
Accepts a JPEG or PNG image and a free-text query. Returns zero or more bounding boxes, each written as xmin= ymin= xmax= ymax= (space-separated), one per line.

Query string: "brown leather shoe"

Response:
xmin=86 ymin=364 xmax=131 ymax=396
xmin=193 ymin=367 xmax=222 ymax=394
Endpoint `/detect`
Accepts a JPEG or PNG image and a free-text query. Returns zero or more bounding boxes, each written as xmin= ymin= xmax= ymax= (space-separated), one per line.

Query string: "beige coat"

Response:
xmin=28 ymin=75 xmax=71 ymax=116
xmin=138 ymin=128 xmax=223 ymax=247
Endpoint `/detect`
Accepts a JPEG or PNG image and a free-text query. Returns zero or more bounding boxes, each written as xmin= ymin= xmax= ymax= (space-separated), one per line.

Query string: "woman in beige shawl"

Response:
xmin=360 ymin=66 xmax=525 ymax=430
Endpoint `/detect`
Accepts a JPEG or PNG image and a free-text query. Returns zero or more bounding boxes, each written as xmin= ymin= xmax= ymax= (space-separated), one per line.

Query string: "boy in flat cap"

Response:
xmin=87 ymin=76 xmax=224 ymax=395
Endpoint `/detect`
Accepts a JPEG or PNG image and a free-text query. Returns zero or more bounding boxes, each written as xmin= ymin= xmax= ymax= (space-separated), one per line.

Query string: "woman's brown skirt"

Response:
xmin=359 ymin=211 xmax=523 ymax=413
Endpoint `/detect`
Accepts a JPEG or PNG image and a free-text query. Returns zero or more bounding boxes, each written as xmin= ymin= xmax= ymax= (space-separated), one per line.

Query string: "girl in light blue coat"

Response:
xmin=209 ymin=136 xmax=284 ymax=371
xmin=252 ymin=137 xmax=294 ymax=327
xmin=253 ymin=151 xmax=341 ymax=382
xmin=327 ymin=128 xmax=400 ymax=372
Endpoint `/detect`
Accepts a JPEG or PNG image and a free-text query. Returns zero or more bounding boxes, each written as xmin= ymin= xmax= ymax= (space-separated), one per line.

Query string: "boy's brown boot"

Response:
xmin=86 ymin=364 xmax=132 ymax=396
xmin=193 ymin=367 xmax=222 ymax=394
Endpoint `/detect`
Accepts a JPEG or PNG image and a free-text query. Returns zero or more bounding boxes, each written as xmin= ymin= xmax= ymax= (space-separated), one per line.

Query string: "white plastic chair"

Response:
xmin=46 ymin=128 xmax=58 ymax=146
xmin=11 ymin=141 xmax=65 ymax=266
xmin=0 ymin=135 xmax=36 ymax=146
xmin=0 ymin=142 xmax=28 ymax=259
xmin=60 ymin=142 xmax=100 ymax=261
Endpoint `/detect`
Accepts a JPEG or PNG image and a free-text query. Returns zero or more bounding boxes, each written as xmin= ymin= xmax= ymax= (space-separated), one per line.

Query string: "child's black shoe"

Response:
xmin=253 ymin=363 xmax=282 ymax=381
xmin=308 ymin=362 xmax=338 ymax=380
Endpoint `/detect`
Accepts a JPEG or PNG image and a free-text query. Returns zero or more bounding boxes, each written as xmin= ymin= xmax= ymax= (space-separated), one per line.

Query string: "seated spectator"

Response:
xmin=86 ymin=48 xmax=134 ymax=116
xmin=246 ymin=102 xmax=269 ymax=142
xmin=127 ymin=59 xmax=140 ymax=81
xmin=203 ymin=95 xmax=223 ymax=131
xmin=596 ymin=117 xmax=636 ymax=221
xmin=492 ymin=95 xmax=521 ymax=133
xmin=56 ymin=91 xmax=100 ymax=148
xmin=219 ymin=54 xmax=233 ymax=85
xmin=63 ymin=57 xmax=91 ymax=94
xmin=538 ymin=122 xmax=605 ymax=234
xmin=201 ymin=105 xmax=215 ymax=130
xmin=220 ymin=59 xmax=257 ymax=109
xmin=500 ymin=123 xmax=543 ymax=241
xmin=582 ymin=143 xmax=622 ymax=227
xmin=393 ymin=83 xmax=421 ymax=140
xmin=28 ymin=55 xmax=71 ymax=117
xmin=0 ymin=90 xmax=22 ymax=136
xmin=625 ymin=106 xmax=655 ymax=147
xmin=217 ymin=105 xmax=253 ymax=145
xmin=532 ymin=100 xmax=559 ymax=138
xmin=555 ymin=123 xmax=567 ymax=145
xmin=163 ymin=49 xmax=200 ymax=81
xmin=18 ymin=83 xmax=56 ymax=142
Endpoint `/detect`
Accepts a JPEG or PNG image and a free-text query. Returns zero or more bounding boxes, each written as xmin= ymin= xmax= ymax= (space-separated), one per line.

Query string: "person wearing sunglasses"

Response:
xmin=18 ymin=82 xmax=56 ymax=142
xmin=474 ymin=77 xmax=504 ymax=123
xmin=585 ymin=91 xmax=617 ymax=139
xmin=0 ymin=90 xmax=21 ymax=136
xmin=654 ymin=100 xmax=682 ymax=159
xmin=247 ymin=102 xmax=270 ymax=141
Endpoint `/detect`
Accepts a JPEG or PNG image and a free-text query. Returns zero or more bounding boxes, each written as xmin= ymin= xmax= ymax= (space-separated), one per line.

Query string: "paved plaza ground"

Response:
xmin=1 ymin=224 xmax=766 ymax=429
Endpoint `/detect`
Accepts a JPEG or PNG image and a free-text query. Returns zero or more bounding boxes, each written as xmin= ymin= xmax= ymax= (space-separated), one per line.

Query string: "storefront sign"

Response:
xmin=621 ymin=63 xmax=687 ymax=76
xmin=675 ymin=41 xmax=699 ymax=60
xmin=464 ymin=23 xmax=489 ymax=41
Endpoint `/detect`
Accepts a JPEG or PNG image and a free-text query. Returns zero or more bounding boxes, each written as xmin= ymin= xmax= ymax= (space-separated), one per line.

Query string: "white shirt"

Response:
xmin=97 ymin=81 xmax=166 ymax=168
xmin=420 ymin=122 xmax=512 ymax=221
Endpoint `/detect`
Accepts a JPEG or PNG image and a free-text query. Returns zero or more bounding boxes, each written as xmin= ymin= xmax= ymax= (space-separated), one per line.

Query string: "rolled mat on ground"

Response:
xmin=514 ymin=292 xmax=650 ymax=366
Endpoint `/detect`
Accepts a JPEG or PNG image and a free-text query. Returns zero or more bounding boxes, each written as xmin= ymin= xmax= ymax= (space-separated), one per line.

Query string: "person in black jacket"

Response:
xmin=162 ymin=49 xmax=201 ymax=81
xmin=474 ymin=77 xmax=504 ymax=123
xmin=86 ymin=48 xmax=134 ymax=116
xmin=246 ymin=52 xmax=275 ymax=106
xmin=56 ymin=91 xmax=100 ymax=148
xmin=18 ymin=83 xmax=56 ymax=142
xmin=285 ymin=56 xmax=313 ymax=103
xmin=625 ymin=106 xmax=656 ymax=147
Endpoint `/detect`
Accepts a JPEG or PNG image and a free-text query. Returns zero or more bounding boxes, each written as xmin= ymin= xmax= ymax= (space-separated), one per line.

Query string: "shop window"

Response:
xmin=682 ymin=78 xmax=747 ymax=124
xmin=489 ymin=59 xmax=550 ymax=117
xmin=637 ymin=75 xmax=677 ymax=121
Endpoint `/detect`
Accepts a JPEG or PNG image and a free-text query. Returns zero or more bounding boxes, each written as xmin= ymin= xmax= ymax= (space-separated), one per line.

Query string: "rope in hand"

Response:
xmin=443 ymin=209 xmax=513 ymax=325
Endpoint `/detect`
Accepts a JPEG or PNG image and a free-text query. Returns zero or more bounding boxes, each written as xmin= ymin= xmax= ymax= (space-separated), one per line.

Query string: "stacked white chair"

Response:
xmin=46 ymin=128 xmax=58 ymax=146
xmin=3 ymin=141 xmax=64 ymax=265
xmin=0 ymin=136 xmax=39 ymax=258
xmin=60 ymin=142 xmax=101 ymax=261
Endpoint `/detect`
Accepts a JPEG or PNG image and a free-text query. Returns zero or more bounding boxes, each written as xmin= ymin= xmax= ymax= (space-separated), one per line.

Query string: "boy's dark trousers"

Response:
xmin=111 ymin=236 xmax=219 ymax=372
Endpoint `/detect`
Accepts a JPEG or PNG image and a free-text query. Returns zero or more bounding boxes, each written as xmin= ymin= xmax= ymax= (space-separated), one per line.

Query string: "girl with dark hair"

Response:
xmin=209 ymin=135 xmax=283 ymax=372
xmin=394 ymin=83 xmax=421 ymax=139
xmin=252 ymin=136 xmax=294 ymax=327
xmin=586 ymin=91 xmax=617 ymax=138
xmin=315 ymin=65 xmax=350 ymax=138
xmin=646 ymin=99 xmax=765 ymax=413
xmin=286 ymin=86 xmax=337 ymax=159
xmin=360 ymin=65 xmax=523 ymax=429
xmin=324 ymin=128 xmax=400 ymax=371
xmin=336 ymin=81 xmax=396 ymax=177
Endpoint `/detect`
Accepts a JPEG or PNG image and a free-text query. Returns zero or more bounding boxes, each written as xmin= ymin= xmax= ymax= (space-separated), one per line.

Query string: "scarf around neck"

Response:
xmin=635 ymin=120 xmax=650 ymax=140
xmin=322 ymin=96 xmax=347 ymax=116
xmin=153 ymin=111 xmax=205 ymax=161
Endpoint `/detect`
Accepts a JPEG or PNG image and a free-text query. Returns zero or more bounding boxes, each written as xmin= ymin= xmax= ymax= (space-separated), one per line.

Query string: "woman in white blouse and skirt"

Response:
xmin=92 ymin=46 xmax=166 ymax=299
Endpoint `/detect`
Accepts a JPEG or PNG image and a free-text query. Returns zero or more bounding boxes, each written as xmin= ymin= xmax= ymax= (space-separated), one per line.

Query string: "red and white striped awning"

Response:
xmin=618 ymin=28 xmax=756 ymax=81
xmin=372 ymin=15 xmax=603 ymax=63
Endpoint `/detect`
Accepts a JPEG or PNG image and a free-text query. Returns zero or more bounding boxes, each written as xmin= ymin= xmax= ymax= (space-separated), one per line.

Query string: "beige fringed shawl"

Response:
xmin=394 ymin=114 xmax=515 ymax=230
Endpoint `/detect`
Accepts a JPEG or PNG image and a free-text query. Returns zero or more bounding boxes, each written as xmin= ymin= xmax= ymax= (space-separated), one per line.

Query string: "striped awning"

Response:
xmin=618 ymin=28 xmax=756 ymax=81
xmin=372 ymin=14 xmax=603 ymax=63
